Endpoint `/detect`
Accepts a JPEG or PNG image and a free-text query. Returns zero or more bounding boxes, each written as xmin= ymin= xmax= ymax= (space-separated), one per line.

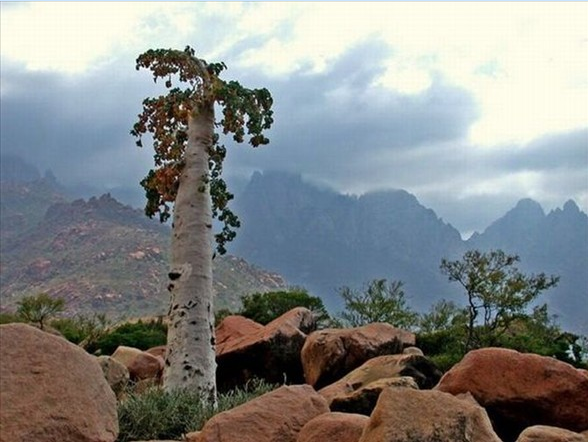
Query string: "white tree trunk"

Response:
xmin=163 ymin=101 xmax=216 ymax=403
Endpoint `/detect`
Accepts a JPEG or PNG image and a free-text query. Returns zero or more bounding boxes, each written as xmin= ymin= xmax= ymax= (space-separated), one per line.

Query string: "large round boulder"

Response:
xmin=0 ymin=323 xmax=118 ymax=442
xmin=301 ymin=323 xmax=416 ymax=389
xmin=435 ymin=347 xmax=588 ymax=441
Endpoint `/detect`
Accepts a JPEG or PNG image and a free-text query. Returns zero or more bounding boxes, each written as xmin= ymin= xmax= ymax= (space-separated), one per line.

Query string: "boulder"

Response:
xmin=297 ymin=412 xmax=369 ymax=442
xmin=516 ymin=425 xmax=587 ymax=442
xmin=215 ymin=315 xmax=264 ymax=347
xmin=111 ymin=345 xmax=163 ymax=381
xmin=128 ymin=352 xmax=163 ymax=381
xmin=323 ymin=376 xmax=418 ymax=415
xmin=435 ymin=348 xmax=588 ymax=441
xmin=0 ymin=323 xmax=118 ymax=442
xmin=216 ymin=308 xmax=315 ymax=391
xmin=402 ymin=346 xmax=424 ymax=356
xmin=359 ymin=387 xmax=502 ymax=442
xmin=97 ymin=355 xmax=130 ymax=396
xmin=111 ymin=345 xmax=144 ymax=367
xmin=186 ymin=384 xmax=329 ymax=442
xmin=145 ymin=345 xmax=167 ymax=359
xmin=301 ymin=323 xmax=415 ymax=389
xmin=319 ymin=353 xmax=441 ymax=414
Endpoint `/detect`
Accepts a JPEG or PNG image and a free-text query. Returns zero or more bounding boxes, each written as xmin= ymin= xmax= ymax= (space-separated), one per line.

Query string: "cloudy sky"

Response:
xmin=1 ymin=2 xmax=587 ymax=237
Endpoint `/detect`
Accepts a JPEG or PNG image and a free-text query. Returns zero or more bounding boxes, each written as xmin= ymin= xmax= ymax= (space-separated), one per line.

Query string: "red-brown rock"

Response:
xmin=97 ymin=355 xmax=130 ymax=396
xmin=359 ymin=387 xmax=502 ymax=442
xmin=297 ymin=412 xmax=369 ymax=442
xmin=319 ymin=353 xmax=442 ymax=414
xmin=515 ymin=425 xmax=587 ymax=442
xmin=0 ymin=323 xmax=118 ymax=442
xmin=128 ymin=352 xmax=163 ymax=381
xmin=216 ymin=307 xmax=316 ymax=391
xmin=301 ymin=323 xmax=416 ymax=389
xmin=435 ymin=347 xmax=588 ymax=442
xmin=215 ymin=315 xmax=263 ymax=347
xmin=112 ymin=345 xmax=163 ymax=381
xmin=186 ymin=384 xmax=329 ymax=442
xmin=145 ymin=345 xmax=167 ymax=359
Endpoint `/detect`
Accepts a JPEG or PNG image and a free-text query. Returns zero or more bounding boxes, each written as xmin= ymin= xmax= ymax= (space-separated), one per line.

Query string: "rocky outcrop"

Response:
xmin=435 ymin=348 xmax=588 ymax=441
xmin=515 ymin=425 xmax=588 ymax=442
xmin=319 ymin=353 xmax=442 ymax=414
xmin=112 ymin=345 xmax=163 ymax=381
xmin=359 ymin=387 xmax=502 ymax=442
xmin=301 ymin=323 xmax=416 ymax=389
xmin=323 ymin=375 xmax=418 ymax=415
xmin=186 ymin=384 xmax=329 ymax=442
xmin=215 ymin=315 xmax=264 ymax=347
xmin=216 ymin=307 xmax=315 ymax=391
xmin=97 ymin=355 xmax=130 ymax=396
xmin=0 ymin=323 xmax=118 ymax=442
xmin=297 ymin=412 xmax=369 ymax=442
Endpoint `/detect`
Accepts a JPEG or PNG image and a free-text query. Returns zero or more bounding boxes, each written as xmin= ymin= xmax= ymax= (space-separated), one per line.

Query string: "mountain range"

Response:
xmin=0 ymin=156 xmax=286 ymax=319
xmin=1 ymin=156 xmax=586 ymax=334
xmin=230 ymin=171 xmax=587 ymax=334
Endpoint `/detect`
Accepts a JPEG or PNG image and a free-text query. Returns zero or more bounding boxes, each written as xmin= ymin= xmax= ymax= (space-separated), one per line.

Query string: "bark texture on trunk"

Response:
xmin=163 ymin=101 xmax=216 ymax=403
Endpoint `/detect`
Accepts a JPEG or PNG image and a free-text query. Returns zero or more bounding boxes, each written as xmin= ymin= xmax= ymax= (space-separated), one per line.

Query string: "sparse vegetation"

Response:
xmin=86 ymin=318 xmax=167 ymax=355
xmin=239 ymin=288 xmax=331 ymax=327
xmin=117 ymin=379 xmax=277 ymax=442
xmin=440 ymin=249 xmax=559 ymax=352
xmin=337 ymin=279 xmax=419 ymax=329
xmin=16 ymin=292 xmax=65 ymax=330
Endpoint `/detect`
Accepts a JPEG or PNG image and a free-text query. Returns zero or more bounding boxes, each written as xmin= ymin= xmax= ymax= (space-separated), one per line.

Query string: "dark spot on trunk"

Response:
xmin=190 ymin=321 xmax=197 ymax=325
xmin=167 ymin=284 xmax=174 ymax=292
xmin=168 ymin=272 xmax=181 ymax=280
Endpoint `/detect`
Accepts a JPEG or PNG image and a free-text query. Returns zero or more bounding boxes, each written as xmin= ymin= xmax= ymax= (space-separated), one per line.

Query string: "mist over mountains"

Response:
xmin=1 ymin=156 xmax=586 ymax=334
xmin=230 ymin=171 xmax=587 ymax=334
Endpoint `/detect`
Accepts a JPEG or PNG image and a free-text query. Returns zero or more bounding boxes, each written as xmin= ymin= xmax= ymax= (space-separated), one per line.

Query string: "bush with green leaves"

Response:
xmin=337 ymin=279 xmax=419 ymax=329
xmin=50 ymin=313 xmax=112 ymax=347
xmin=86 ymin=318 xmax=167 ymax=355
xmin=16 ymin=292 xmax=65 ymax=330
xmin=117 ymin=379 xmax=277 ymax=442
xmin=0 ymin=312 xmax=24 ymax=325
xmin=440 ymin=249 xmax=559 ymax=352
xmin=239 ymin=288 xmax=331 ymax=326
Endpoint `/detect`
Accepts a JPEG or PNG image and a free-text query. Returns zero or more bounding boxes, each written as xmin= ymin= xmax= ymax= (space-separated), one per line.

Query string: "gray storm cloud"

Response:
xmin=1 ymin=41 xmax=586 ymax=235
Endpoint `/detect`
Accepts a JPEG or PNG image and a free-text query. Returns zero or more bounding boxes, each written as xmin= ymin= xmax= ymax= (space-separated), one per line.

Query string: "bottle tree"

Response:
xmin=131 ymin=46 xmax=273 ymax=402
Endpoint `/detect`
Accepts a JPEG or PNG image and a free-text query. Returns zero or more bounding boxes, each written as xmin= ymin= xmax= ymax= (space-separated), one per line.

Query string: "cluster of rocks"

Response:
xmin=1 ymin=307 xmax=587 ymax=442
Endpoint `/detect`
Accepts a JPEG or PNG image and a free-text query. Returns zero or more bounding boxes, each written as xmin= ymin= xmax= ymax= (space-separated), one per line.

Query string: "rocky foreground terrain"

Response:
xmin=1 ymin=309 xmax=587 ymax=442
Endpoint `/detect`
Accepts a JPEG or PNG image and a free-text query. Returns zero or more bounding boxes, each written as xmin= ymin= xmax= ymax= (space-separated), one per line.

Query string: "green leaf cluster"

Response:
xmin=336 ymin=279 xmax=419 ymax=330
xmin=239 ymin=288 xmax=331 ymax=327
xmin=131 ymin=46 xmax=274 ymax=255
xmin=16 ymin=292 xmax=65 ymax=330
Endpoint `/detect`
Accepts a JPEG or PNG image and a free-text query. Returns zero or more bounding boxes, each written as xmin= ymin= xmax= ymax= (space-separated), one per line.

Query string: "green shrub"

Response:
xmin=117 ymin=379 xmax=277 ymax=442
xmin=50 ymin=313 xmax=111 ymax=346
xmin=240 ymin=288 xmax=331 ymax=327
xmin=87 ymin=319 xmax=167 ymax=355
xmin=0 ymin=312 xmax=24 ymax=325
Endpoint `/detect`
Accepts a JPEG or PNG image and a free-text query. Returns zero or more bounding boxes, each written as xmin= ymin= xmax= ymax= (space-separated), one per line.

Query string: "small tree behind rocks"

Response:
xmin=440 ymin=249 xmax=559 ymax=352
xmin=16 ymin=292 xmax=65 ymax=330
xmin=337 ymin=279 xmax=419 ymax=329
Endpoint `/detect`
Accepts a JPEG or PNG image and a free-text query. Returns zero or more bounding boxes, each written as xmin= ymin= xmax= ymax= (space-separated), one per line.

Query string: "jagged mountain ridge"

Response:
xmin=231 ymin=171 xmax=466 ymax=312
xmin=467 ymin=198 xmax=588 ymax=334
xmin=0 ymin=173 xmax=287 ymax=318
xmin=230 ymin=171 xmax=587 ymax=334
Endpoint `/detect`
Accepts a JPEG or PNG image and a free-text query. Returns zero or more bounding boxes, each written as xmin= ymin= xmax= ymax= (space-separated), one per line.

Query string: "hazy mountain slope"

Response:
xmin=468 ymin=199 xmax=588 ymax=335
xmin=231 ymin=171 xmax=465 ymax=312
xmin=0 ymin=162 xmax=287 ymax=318
xmin=230 ymin=171 xmax=586 ymax=333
